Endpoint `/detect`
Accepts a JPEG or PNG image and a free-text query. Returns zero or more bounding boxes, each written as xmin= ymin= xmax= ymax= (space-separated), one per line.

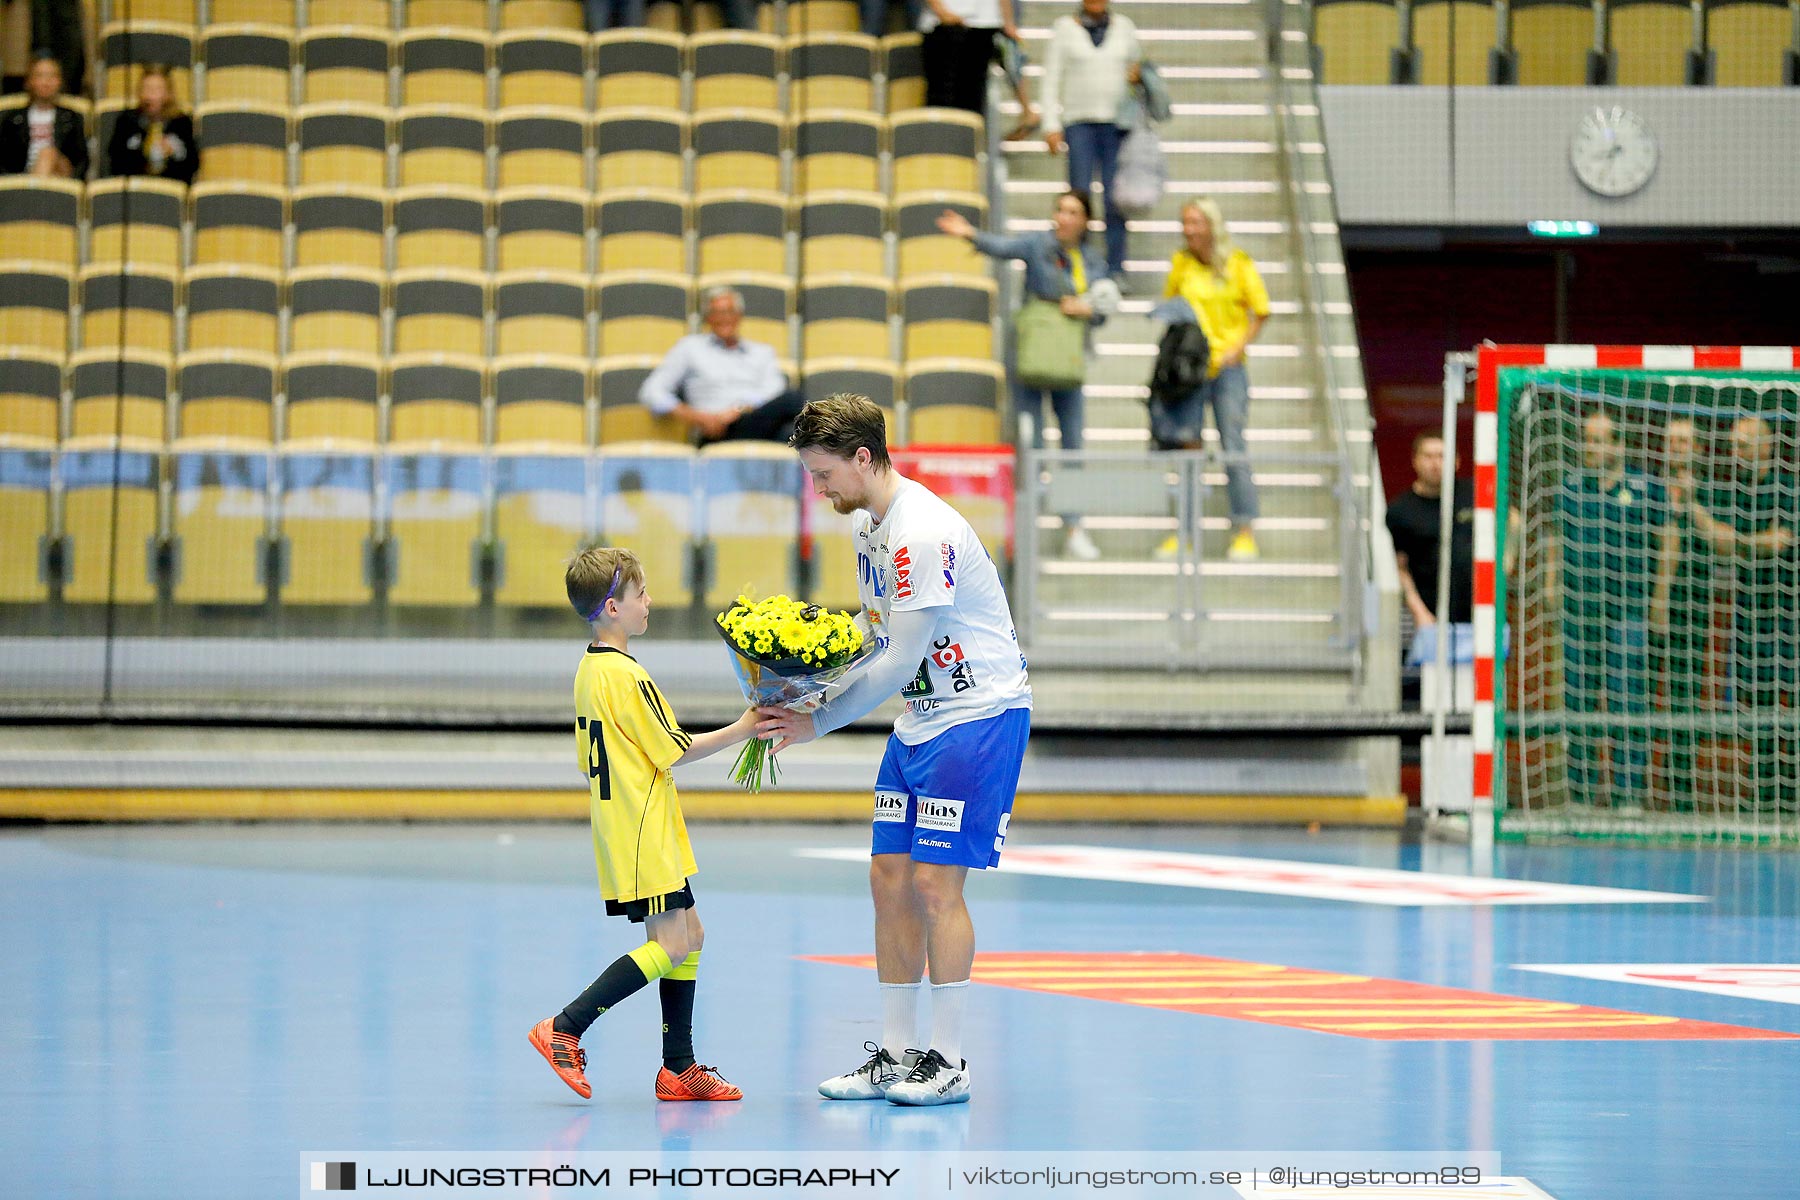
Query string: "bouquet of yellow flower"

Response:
xmin=714 ymin=594 xmax=876 ymax=791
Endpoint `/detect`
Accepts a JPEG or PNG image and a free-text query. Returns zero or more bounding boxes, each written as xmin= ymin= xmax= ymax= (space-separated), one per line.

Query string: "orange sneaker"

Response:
xmin=529 ymin=1018 xmax=591 ymax=1099
xmin=656 ymin=1063 xmax=743 ymax=1102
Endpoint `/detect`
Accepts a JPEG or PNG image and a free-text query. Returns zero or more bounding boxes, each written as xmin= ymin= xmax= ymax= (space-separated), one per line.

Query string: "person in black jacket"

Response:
xmin=105 ymin=64 xmax=198 ymax=184
xmin=0 ymin=53 xmax=86 ymax=177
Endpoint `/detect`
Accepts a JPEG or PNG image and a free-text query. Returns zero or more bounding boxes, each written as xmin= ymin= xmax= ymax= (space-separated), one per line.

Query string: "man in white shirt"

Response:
xmin=1041 ymin=0 xmax=1142 ymax=282
xmin=759 ymin=394 xmax=1033 ymax=1107
xmin=637 ymin=287 xmax=805 ymax=444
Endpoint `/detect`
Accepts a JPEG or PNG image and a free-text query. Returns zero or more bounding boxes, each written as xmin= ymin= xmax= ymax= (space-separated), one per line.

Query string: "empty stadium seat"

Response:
xmin=894 ymin=190 xmax=988 ymax=278
xmin=1610 ymin=0 xmax=1694 ymax=84
xmin=69 ymin=350 xmax=170 ymax=440
xmin=292 ymin=185 xmax=388 ymax=270
xmin=213 ymin=0 xmax=293 ymax=21
xmin=120 ymin=0 xmax=198 ymax=22
xmin=0 ymin=177 xmax=80 ymax=269
xmin=1313 ymin=0 xmax=1399 ymax=83
xmin=694 ymin=190 xmax=789 ymax=276
xmin=88 ymin=177 xmax=186 ymax=269
xmin=787 ymin=32 xmax=878 ymax=109
xmin=900 ymin=275 xmax=994 ymax=361
xmin=0 ymin=262 xmax=72 ymax=355
xmin=595 ymin=272 xmax=692 ymax=358
xmin=393 ymin=187 xmax=489 ymax=272
xmin=176 ymin=350 xmax=278 ymax=439
xmin=80 ymin=263 xmax=178 ymax=355
xmin=59 ymin=434 xmax=163 ymax=605
xmin=169 ymin=435 xmax=273 ymax=606
xmin=786 ymin=0 xmax=862 ymax=34
xmin=406 ymin=0 xmax=490 ymax=27
xmin=495 ymin=187 xmax=589 ymax=272
xmin=501 ymin=0 xmax=587 ymax=30
xmin=194 ymin=103 xmax=289 ymax=187
xmin=594 ymin=30 xmax=683 ymax=110
xmin=793 ymin=109 xmax=883 ymax=195
xmin=299 ymin=26 xmax=392 ymax=106
xmin=596 ymin=355 xmax=687 ymax=444
xmin=0 ymin=351 xmax=60 ymax=440
xmin=598 ymin=442 xmax=696 ymax=606
xmin=801 ymin=274 xmax=893 ymax=361
xmin=189 ymin=183 xmax=286 ymax=271
xmin=287 ymin=267 xmax=384 ymax=356
xmin=400 ymin=29 xmax=490 ymax=108
xmin=691 ymin=31 xmax=782 ymax=111
xmin=282 ymin=351 xmax=381 ymax=442
xmin=276 ymin=437 xmax=377 ymax=606
xmin=493 ymin=354 xmax=590 ymax=444
xmin=494 ymin=271 xmax=590 ymax=358
xmin=692 ymin=109 xmax=784 ymax=193
xmin=297 ymin=103 xmax=391 ymax=188
xmin=0 ymin=434 xmax=53 ymax=602
xmin=397 ymin=105 xmax=490 ymax=189
xmin=182 ymin=267 xmax=281 ymax=356
xmin=308 ymin=0 xmax=394 ymax=24
xmin=1513 ymin=0 xmax=1597 ymax=84
xmin=497 ymin=30 xmax=587 ymax=107
xmin=496 ymin=106 xmax=586 ymax=190
xmin=200 ymin=24 xmax=294 ymax=107
xmin=882 ymin=32 xmax=925 ymax=110
xmin=593 ymin=108 xmax=687 ymax=192
xmin=491 ymin=442 xmax=590 ymax=607
xmin=382 ymin=441 xmax=487 ymax=607
xmin=699 ymin=441 xmax=802 ymax=609
xmin=802 ymin=356 xmax=900 ymax=421
xmin=596 ymin=189 xmax=688 ymax=273
xmin=797 ymin=190 xmax=887 ymax=278
xmin=889 ymin=109 xmax=983 ymax=194
xmin=388 ymin=352 xmax=486 ymax=442
xmin=1413 ymin=0 xmax=1496 ymax=84
xmin=1709 ymin=0 xmax=1790 ymax=85
xmin=392 ymin=269 xmax=489 ymax=356
xmin=903 ymin=357 xmax=1004 ymax=444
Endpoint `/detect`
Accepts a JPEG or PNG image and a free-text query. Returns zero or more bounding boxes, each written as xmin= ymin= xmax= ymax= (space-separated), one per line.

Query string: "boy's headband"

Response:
xmin=584 ymin=566 xmax=623 ymax=623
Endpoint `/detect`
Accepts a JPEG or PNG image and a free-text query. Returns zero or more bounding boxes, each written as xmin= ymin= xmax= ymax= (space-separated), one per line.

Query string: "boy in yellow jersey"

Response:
xmin=529 ymin=546 xmax=758 ymax=1103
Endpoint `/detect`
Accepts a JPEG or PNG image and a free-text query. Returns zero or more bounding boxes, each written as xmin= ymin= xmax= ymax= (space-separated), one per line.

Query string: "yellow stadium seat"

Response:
xmin=595 ymin=272 xmax=692 ymax=359
xmin=189 ymin=183 xmax=286 ymax=271
xmin=0 ymin=434 xmax=54 ymax=602
xmin=194 ymin=103 xmax=290 ymax=188
xmin=287 ymin=268 xmax=384 ymax=357
xmin=1314 ymin=0 xmax=1399 ymax=83
xmin=889 ymin=108 xmax=982 ymax=194
xmin=692 ymin=109 xmax=784 ymax=193
xmin=1610 ymin=0 xmax=1695 ymax=84
xmin=598 ymin=442 xmax=696 ymax=607
xmin=182 ymin=267 xmax=281 ymax=356
xmin=596 ymin=189 xmax=688 ymax=273
xmin=901 ymin=275 xmax=994 ymax=361
xmin=122 ymin=0 xmax=198 ymax=21
xmin=801 ymin=274 xmax=893 ymax=361
xmin=495 ymin=187 xmax=589 ymax=272
xmin=0 ymin=177 xmax=81 ymax=269
xmin=0 ymin=262 xmax=72 ymax=355
xmin=882 ymin=33 xmax=925 ymax=110
xmin=388 ymin=352 xmax=486 ymax=442
xmin=502 ymin=0 xmax=586 ymax=30
xmin=496 ymin=106 xmax=587 ymax=190
xmin=69 ymin=350 xmax=170 ymax=440
xmin=694 ymin=190 xmax=789 ymax=276
xmin=797 ymin=191 xmax=887 ymax=278
xmin=595 ymin=355 xmax=689 ymax=445
xmin=297 ymin=103 xmax=391 ymax=189
xmin=177 ymin=350 xmax=278 ymax=439
xmin=492 ymin=442 xmax=591 ymax=607
xmin=80 ymin=263 xmax=178 ymax=356
xmin=493 ymin=355 xmax=590 ymax=444
xmin=803 ymin=357 xmax=900 ymax=431
xmin=406 ymin=0 xmax=490 ymax=29
xmin=200 ymin=25 xmax=294 ymax=107
xmin=87 ymin=177 xmax=186 ymax=269
xmin=902 ymin=357 xmax=1004 ymax=444
xmin=495 ymin=271 xmax=590 ymax=358
xmin=793 ymin=109 xmax=883 ymax=194
xmin=497 ymin=30 xmax=587 ymax=107
xmin=397 ymin=105 xmax=489 ymax=189
xmin=282 ymin=351 xmax=381 ymax=442
xmin=308 ymin=0 xmax=394 ymax=24
xmin=1413 ymin=0 xmax=1496 ymax=84
xmin=382 ymin=441 xmax=487 ymax=607
xmin=292 ymin=185 xmax=388 ymax=270
xmin=691 ymin=31 xmax=782 ymax=111
xmin=392 ymin=269 xmax=489 ymax=356
xmin=787 ymin=0 xmax=862 ymax=34
xmin=100 ymin=22 xmax=194 ymax=103
xmin=59 ymin=434 xmax=163 ymax=605
xmin=593 ymin=30 xmax=684 ymax=109
xmin=393 ymin=186 xmax=489 ymax=271
xmin=276 ymin=438 xmax=377 ymax=607
xmin=0 ymin=350 xmax=61 ymax=439
xmin=894 ymin=190 xmax=988 ymax=278
xmin=1513 ymin=0 xmax=1598 ymax=84
xmin=213 ymin=0 xmax=295 ymax=21
xmin=299 ymin=27 xmax=392 ymax=106
xmin=169 ymin=435 xmax=273 ymax=606
xmin=699 ymin=440 xmax=802 ymax=610
xmin=1710 ymin=0 xmax=1791 ymax=85
xmin=594 ymin=108 xmax=686 ymax=192
xmin=787 ymin=33 xmax=878 ymax=108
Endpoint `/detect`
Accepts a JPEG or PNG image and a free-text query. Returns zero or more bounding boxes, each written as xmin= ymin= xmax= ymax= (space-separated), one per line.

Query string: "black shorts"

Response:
xmin=606 ymin=881 xmax=695 ymax=924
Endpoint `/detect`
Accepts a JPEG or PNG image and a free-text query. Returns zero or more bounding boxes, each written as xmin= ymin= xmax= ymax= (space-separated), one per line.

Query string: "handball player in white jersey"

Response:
xmin=757 ymin=393 xmax=1032 ymax=1108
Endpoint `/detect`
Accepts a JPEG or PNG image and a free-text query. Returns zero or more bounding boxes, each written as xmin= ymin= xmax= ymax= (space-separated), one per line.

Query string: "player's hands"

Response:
xmin=756 ymin=706 xmax=817 ymax=755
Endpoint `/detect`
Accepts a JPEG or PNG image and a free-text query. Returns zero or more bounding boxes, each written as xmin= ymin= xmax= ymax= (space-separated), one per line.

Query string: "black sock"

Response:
xmin=660 ymin=976 xmax=696 ymax=1073
xmin=558 ymin=945 xmax=668 ymax=1038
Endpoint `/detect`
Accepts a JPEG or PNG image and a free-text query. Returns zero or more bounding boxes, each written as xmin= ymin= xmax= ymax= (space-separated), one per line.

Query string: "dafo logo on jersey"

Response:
xmin=916 ymin=798 xmax=965 ymax=832
xmin=873 ymin=791 xmax=908 ymax=823
xmin=892 ymin=547 xmax=914 ymax=601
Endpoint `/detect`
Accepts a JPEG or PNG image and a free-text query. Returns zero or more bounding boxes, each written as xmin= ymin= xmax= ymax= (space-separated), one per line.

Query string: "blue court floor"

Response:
xmin=4 ymin=820 xmax=1798 ymax=1199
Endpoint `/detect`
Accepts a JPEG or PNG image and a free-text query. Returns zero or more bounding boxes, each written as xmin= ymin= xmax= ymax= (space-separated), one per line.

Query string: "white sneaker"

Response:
xmin=1063 ymin=526 xmax=1101 ymax=561
xmin=885 ymin=1048 xmax=970 ymax=1106
xmin=818 ymin=1043 xmax=921 ymax=1100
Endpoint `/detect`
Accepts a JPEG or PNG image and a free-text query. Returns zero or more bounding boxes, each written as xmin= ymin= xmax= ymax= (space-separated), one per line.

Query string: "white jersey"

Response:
xmin=854 ymin=477 xmax=1032 ymax=743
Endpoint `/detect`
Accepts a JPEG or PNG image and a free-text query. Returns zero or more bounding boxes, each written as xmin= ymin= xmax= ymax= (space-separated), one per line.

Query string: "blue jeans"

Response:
xmin=585 ymin=0 xmax=646 ymax=28
xmin=859 ymin=0 xmax=922 ymax=36
xmin=1016 ymin=379 xmax=1084 ymax=528
xmin=1064 ymin=121 xmax=1128 ymax=280
xmin=1156 ymin=364 xmax=1258 ymax=524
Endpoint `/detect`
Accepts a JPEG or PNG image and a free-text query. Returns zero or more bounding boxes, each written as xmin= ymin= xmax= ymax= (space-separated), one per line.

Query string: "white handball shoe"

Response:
xmin=884 ymin=1049 xmax=970 ymax=1106
xmin=818 ymin=1043 xmax=922 ymax=1100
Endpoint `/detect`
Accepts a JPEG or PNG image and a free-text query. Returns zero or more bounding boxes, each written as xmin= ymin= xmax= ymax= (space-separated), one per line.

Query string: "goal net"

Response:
xmin=1484 ymin=348 xmax=1800 ymax=843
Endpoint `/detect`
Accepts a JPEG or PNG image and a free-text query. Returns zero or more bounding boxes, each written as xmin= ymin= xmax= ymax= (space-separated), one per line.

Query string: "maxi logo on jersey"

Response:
xmin=892 ymin=547 xmax=914 ymax=601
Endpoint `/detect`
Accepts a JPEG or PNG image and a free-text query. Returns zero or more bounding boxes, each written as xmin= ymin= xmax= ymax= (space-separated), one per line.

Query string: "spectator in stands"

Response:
xmin=1040 ymin=0 xmax=1142 ymax=285
xmin=1387 ymin=431 xmax=1474 ymax=641
xmin=105 ymin=65 xmax=199 ymax=185
xmin=0 ymin=52 xmax=85 ymax=178
xmin=1551 ymin=410 xmax=1665 ymax=811
xmin=639 ymin=286 xmax=807 ymax=445
xmin=994 ymin=30 xmax=1040 ymax=142
xmin=584 ymin=0 xmax=647 ymax=29
xmin=919 ymin=0 xmax=1016 ymax=116
xmin=937 ymin=191 xmax=1120 ymax=560
xmin=1651 ymin=416 xmax=1711 ymax=808
xmin=861 ymin=0 xmax=921 ymax=37
xmin=1154 ymin=198 xmax=1269 ymax=562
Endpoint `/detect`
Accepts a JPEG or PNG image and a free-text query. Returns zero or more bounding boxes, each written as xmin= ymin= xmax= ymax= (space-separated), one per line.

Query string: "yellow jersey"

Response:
xmin=1162 ymin=246 xmax=1270 ymax=377
xmin=573 ymin=644 xmax=697 ymax=903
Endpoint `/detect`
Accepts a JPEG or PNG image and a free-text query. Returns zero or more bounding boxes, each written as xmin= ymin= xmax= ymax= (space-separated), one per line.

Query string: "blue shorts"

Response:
xmin=871 ymin=707 xmax=1031 ymax=869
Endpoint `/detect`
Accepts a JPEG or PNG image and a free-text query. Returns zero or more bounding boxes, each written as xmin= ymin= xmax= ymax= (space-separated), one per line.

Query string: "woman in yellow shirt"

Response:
xmin=1157 ymin=199 xmax=1269 ymax=561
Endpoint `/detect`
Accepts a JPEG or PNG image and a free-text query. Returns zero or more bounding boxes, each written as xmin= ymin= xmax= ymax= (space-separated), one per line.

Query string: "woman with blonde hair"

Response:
xmin=1154 ymin=198 xmax=1269 ymax=561
xmin=105 ymin=64 xmax=199 ymax=184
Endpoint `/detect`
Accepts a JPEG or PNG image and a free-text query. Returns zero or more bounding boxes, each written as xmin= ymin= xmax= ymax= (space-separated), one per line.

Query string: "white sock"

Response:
xmin=929 ymin=980 xmax=969 ymax=1067
xmin=881 ymin=981 xmax=921 ymax=1061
